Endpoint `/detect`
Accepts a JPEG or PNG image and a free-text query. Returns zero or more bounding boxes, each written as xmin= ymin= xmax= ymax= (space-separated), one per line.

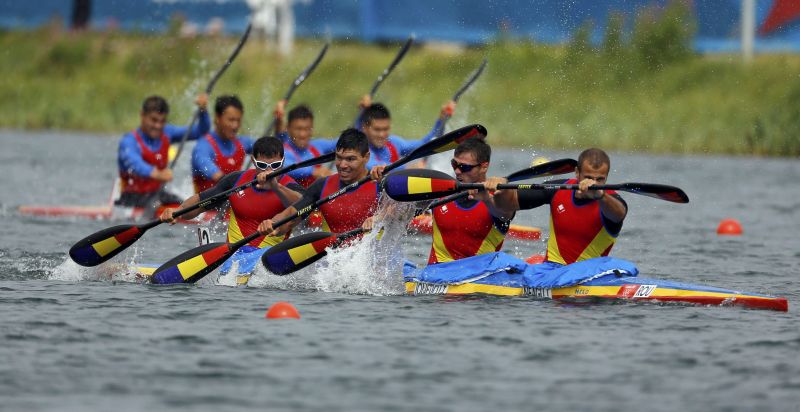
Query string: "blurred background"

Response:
xmin=2 ymin=0 xmax=799 ymax=155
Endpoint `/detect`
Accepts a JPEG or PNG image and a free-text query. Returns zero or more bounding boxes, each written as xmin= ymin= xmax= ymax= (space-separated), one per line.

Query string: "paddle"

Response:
xmin=442 ymin=58 xmax=487 ymax=126
xmin=149 ymin=123 xmax=487 ymax=284
xmin=419 ymin=158 xmax=577 ymax=213
xmin=260 ymin=228 xmax=366 ymax=275
xmin=384 ymin=169 xmax=690 ymax=203
xmin=170 ymin=23 xmax=253 ymax=168
xmin=263 ymin=43 xmax=329 ymax=137
xmin=68 ymin=152 xmax=335 ymax=267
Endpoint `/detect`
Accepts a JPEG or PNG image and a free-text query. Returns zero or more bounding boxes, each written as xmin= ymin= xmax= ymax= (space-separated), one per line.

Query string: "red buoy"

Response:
xmin=717 ymin=218 xmax=743 ymax=236
xmin=265 ymin=302 xmax=300 ymax=319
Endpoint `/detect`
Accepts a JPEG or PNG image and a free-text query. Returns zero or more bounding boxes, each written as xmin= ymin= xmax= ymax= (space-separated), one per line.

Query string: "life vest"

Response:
xmin=227 ymin=169 xmax=295 ymax=248
xmin=318 ymin=174 xmax=379 ymax=233
xmin=428 ymin=199 xmax=507 ymax=264
xmin=284 ymin=141 xmax=321 ymax=188
xmin=546 ymin=178 xmax=619 ymax=265
xmin=119 ymin=129 xmax=169 ymax=194
xmin=193 ymin=133 xmax=245 ymax=193
xmin=372 ymin=140 xmax=400 ymax=164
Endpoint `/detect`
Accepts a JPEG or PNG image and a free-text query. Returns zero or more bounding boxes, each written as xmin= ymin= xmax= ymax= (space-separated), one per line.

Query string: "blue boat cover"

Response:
xmin=403 ymin=252 xmax=639 ymax=288
xmin=220 ymin=245 xmax=271 ymax=275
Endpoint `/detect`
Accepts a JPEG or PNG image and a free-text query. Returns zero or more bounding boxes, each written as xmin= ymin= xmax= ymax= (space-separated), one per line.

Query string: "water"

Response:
xmin=1 ymin=129 xmax=799 ymax=411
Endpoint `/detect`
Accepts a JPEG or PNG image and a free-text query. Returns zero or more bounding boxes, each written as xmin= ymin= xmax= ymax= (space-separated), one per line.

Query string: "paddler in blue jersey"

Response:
xmin=191 ymin=95 xmax=255 ymax=194
xmin=357 ymin=96 xmax=456 ymax=170
xmin=116 ymin=94 xmax=210 ymax=208
xmin=272 ymin=101 xmax=336 ymax=187
xmin=161 ymin=136 xmax=305 ymax=274
xmin=479 ymin=148 xmax=628 ymax=266
xmin=257 ymin=128 xmax=379 ymax=237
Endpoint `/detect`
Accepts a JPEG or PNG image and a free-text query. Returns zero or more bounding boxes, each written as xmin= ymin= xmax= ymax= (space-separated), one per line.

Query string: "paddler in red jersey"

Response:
xmin=272 ymin=101 xmax=336 ymax=188
xmin=480 ymin=148 xmax=628 ymax=265
xmin=116 ymin=94 xmax=210 ymax=208
xmin=191 ymin=95 xmax=255 ymax=193
xmin=160 ymin=136 xmax=304 ymax=273
xmin=257 ymin=128 xmax=379 ymax=237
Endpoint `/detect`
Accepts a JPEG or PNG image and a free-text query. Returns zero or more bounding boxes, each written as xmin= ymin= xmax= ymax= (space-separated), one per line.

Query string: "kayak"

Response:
xmin=408 ymin=214 xmax=541 ymax=241
xmin=130 ymin=252 xmax=787 ymax=312
xmin=18 ymin=204 xmax=218 ymax=223
xmin=403 ymin=253 xmax=788 ymax=312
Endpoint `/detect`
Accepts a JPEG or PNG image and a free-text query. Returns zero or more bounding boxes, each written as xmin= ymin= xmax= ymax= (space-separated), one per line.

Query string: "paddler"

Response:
xmin=161 ymin=136 xmax=304 ymax=273
xmin=191 ymin=95 xmax=255 ymax=193
xmin=272 ymin=101 xmax=336 ymax=187
xmin=357 ymin=96 xmax=456 ymax=170
xmin=116 ymin=94 xmax=210 ymax=208
xmin=370 ymin=138 xmax=511 ymax=264
xmin=257 ymin=128 xmax=379 ymax=236
xmin=479 ymin=148 xmax=628 ymax=265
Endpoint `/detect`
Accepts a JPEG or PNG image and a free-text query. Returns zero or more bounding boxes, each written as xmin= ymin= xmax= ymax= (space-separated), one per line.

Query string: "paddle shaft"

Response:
xmin=355 ymin=36 xmax=414 ymax=124
xmin=171 ymin=23 xmax=253 ymax=168
xmin=263 ymin=43 xmax=329 ymax=137
xmin=442 ymin=58 xmax=487 ymax=124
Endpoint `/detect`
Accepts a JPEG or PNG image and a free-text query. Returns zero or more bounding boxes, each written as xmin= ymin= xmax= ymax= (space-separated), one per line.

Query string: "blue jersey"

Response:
xmin=356 ymin=117 xmax=445 ymax=170
xmin=117 ymin=111 xmax=210 ymax=177
xmin=191 ymin=131 xmax=254 ymax=179
xmin=278 ymin=132 xmax=337 ymax=184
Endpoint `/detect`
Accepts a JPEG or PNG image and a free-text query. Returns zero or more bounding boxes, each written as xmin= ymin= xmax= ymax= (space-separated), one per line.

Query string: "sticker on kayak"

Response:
xmin=523 ymin=287 xmax=552 ymax=298
xmin=413 ymin=282 xmax=448 ymax=295
xmin=618 ymin=284 xmax=657 ymax=298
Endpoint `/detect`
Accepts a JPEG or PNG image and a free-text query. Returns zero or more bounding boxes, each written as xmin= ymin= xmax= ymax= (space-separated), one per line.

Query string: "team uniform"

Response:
xmin=517 ymin=178 xmax=627 ymax=265
xmin=116 ymin=113 xmax=211 ymax=207
xmin=197 ymin=169 xmax=305 ymax=274
xmin=429 ymin=197 xmax=510 ymax=264
xmin=293 ymin=174 xmax=380 ymax=233
xmin=278 ymin=131 xmax=337 ymax=188
xmin=191 ymin=131 xmax=254 ymax=193
xmin=358 ymin=118 xmax=446 ymax=171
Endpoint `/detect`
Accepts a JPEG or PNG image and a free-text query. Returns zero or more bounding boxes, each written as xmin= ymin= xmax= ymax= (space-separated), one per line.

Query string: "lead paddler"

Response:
xmin=116 ymin=94 xmax=210 ymax=208
xmin=479 ymin=148 xmax=627 ymax=265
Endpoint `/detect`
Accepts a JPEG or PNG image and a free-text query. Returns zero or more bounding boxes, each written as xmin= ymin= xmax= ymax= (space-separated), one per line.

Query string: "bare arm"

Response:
xmin=159 ymin=194 xmax=203 ymax=224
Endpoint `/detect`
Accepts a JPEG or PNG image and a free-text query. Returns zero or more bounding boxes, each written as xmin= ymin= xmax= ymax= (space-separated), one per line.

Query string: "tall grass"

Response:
xmin=1 ymin=8 xmax=798 ymax=156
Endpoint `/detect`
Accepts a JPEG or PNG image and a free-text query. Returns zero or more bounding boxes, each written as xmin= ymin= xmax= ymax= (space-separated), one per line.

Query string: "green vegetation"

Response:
xmin=2 ymin=8 xmax=799 ymax=156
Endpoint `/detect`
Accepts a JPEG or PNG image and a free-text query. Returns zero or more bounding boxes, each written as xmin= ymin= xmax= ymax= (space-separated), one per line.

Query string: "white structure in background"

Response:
xmin=741 ymin=0 xmax=755 ymax=62
xmin=246 ymin=0 xmax=298 ymax=55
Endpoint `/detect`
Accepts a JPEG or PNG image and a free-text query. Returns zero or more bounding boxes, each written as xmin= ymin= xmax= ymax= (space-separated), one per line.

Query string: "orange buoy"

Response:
xmin=265 ymin=302 xmax=300 ymax=319
xmin=525 ymin=254 xmax=546 ymax=264
xmin=717 ymin=218 xmax=743 ymax=236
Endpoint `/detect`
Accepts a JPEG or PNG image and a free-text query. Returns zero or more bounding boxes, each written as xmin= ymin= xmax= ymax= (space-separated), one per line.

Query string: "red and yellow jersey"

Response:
xmin=318 ymin=174 xmax=379 ymax=233
xmin=192 ymin=134 xmax=245 ymax=193
xmin=226 ymin=169 xmax=296 ymax=248
xmin=546 ymin=179 xmax=620 ymax=265
xmin=428 ymin=199 xmax=509 ymax=264
xmin=119 ymin=130 xmax=169 ymax=194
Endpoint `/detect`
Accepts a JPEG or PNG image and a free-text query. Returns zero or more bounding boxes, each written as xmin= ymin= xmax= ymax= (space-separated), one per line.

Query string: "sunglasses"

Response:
xmin=450 ymin=159 xmax=480 ymax=173
xmin=253 ymin=157 xmax=284 ymax=171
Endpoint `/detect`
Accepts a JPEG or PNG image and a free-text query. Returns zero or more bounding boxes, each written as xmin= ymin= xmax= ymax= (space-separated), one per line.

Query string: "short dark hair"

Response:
xmin=454 ymin=138 xmax=491 ymax=164
xmin=142 ymin=96 xmax=169 ymax=115
xmin=252 ymin=136 xmax=284 ymax=159
xmin=336 ymin=128 xmax=369 ymax=155
xmin=577 ymin=148 xmax=610 ymax=171
xmin=361 ymin=103 xmax=391 ymax=126
xmin=288 ymin=104 xmax=314 ymax=123
xmin=214 ymin=95 xmax=244 ymax=116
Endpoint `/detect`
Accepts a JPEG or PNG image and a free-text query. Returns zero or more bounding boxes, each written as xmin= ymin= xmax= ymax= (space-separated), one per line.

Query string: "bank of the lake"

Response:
xmin=2 ymin=28 xmax=799 ymax=156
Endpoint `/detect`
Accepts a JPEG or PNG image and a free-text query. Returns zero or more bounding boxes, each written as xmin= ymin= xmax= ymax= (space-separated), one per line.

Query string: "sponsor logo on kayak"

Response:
xmin=633 ymin=285 xmax=657 ymax=298
xmin=574 ymin=288 xmax=589 ymax=295
xmin=522 ymin=287 xmax=552 ymax=298
xmin=413 ymin=282 xmax=448 ymax=295
xmin=618 ymin=284 xmax=657 ymax=298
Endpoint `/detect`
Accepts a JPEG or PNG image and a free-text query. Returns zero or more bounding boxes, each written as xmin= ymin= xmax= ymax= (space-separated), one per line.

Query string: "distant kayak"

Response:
xmin=18 ymin=203 xmax=217 ymax=223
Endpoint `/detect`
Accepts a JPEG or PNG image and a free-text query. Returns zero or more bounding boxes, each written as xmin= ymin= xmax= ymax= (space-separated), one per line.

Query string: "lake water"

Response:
xmin=1 ymin=129 xmax=798 ymax=411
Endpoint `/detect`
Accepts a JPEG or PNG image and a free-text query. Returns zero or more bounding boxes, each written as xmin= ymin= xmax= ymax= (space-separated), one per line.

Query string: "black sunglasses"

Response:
xmin=253 ymin=157 xmax=284 ymax=171
xmin=451 ymin=159 xmax=480 ymax=173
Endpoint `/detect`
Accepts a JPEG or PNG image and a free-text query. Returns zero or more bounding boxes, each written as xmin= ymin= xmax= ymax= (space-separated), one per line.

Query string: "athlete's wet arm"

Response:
xmin=263 ymin=179 xmax=323 ymax=236
xmin=273 ymin=182 xmax=305 ymax=208
xmin=191 ymin=142 xmax=221 ymax=179
xmin=598 ymin=193 xmax=627 ymax=224
xmin=160 ymin=194 xmax=201 ymax=223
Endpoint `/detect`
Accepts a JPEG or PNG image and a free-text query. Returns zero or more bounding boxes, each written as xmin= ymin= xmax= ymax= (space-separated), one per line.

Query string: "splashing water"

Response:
xmin=247 ymin=199 xmax=424 ymax=295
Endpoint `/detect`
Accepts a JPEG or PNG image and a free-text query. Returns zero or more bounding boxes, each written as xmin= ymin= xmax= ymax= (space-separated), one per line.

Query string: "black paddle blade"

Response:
xmin=506 ymin=158 xmax=577 ymax=182
xmin=383 ymin=169 xmax=460 ymax=202
xmin=418 ymin=124 xmax=487 ymax=158
xmin=261 ymin=232 xmax=337 ymax=276
xmin=616 ymin=183 xmax=690 ymax=203
xmin=69 ymin=224 xmax=146 ymax=267
xmin=151 ymin=242 xmax=234 ymax=284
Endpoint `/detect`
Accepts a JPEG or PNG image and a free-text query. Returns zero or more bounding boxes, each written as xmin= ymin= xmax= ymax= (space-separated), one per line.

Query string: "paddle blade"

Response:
xmin=616 ymin=183 xmax=690 ymax=203
xmin=506 ymin=158 xmax=577 ymax=182
xmin=383 ymin=169 xmax=460 ymax=202
xmin=411 ymin=124 xmax=487 ymax=159
xmin=151 ymin=242 xmax=234 ymax=284
xmin=261 ymin=232 xmax=337 ymax=276
xmin=69 ymin=224 xmax=146 ymax=267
